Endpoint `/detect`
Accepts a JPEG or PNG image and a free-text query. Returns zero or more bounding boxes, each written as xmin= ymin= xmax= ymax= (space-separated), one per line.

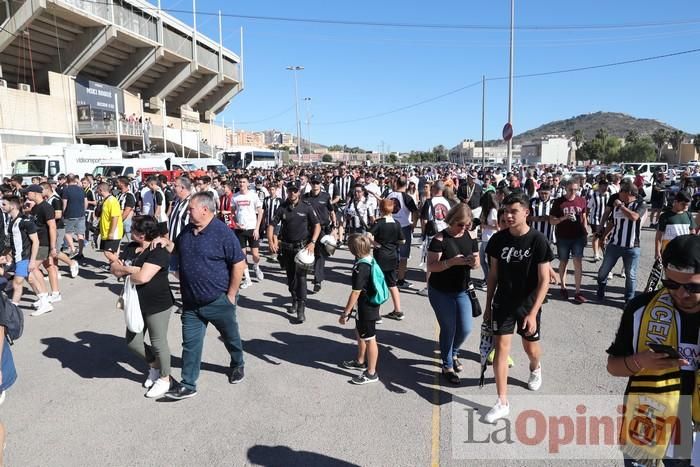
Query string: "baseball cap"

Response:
xmin=21 ymin=184 xmax=43 ymax=194
xmin=310 ymin=174 xmax=322 ymax=184
xmin=286 ymin=180 xmax=300 ymax=191
xmin=674 ymin=191 xmax=692 ymax=203
xmin=663 ymin=235 xmax=700 ymax=274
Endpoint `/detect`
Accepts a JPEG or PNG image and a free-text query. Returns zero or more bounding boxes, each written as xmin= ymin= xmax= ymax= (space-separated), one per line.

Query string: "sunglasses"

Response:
xmin=662 ymin=279 xmax=700 ymax=294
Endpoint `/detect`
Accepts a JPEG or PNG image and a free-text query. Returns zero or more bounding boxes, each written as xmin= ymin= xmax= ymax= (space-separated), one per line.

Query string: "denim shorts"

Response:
xmin=64 ymin=217 xmax=86 ymax=235
xmin=14 ymin=259 xmax=30 ymax=278
xmin=556 ymin=236 xmax=586 ymax=260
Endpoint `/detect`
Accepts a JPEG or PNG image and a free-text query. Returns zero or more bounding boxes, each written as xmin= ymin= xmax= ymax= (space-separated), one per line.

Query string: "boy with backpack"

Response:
xmin=339 ymin=233 xmax=388 ymax=385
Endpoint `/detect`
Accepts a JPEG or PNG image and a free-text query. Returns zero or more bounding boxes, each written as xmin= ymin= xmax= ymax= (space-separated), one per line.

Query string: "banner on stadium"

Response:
xmin=74 ymin=78 xmax=125 ymax=122
xmin=180 ymin=107 xmax=201 ymax=132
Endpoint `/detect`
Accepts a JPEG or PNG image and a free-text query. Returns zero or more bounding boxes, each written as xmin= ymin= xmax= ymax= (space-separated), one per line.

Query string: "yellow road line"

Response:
xmin=430 ymin=323 xmax=441 ymax=467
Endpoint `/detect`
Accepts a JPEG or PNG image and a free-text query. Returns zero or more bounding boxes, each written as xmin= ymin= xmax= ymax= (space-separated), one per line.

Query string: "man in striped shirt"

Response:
xmin=168 ymin=176 xmax=192 ymax=274
xmin=596 ymin=183 xmax=647 ymax=305
xmin=529 ymin=184 xmax=554 ymax=242
xmin=333 ymin=168 xmax=355 ymax=244
xmin=588 ymin=179 xmax=610 ymax=262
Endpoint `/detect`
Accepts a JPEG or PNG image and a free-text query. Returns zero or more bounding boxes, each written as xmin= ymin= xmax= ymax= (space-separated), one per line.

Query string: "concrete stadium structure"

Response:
xmin=0 ymin=0 xmax=242 ymax=172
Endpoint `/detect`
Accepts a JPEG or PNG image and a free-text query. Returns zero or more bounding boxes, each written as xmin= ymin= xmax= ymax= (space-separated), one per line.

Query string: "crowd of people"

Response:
xmin=1 ymin=160 xmax=699 ymax=465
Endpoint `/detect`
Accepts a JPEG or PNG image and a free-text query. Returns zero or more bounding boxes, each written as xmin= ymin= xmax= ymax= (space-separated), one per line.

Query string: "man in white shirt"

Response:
xmin=387 ymin=176 xmax=419 ymax=288
xmin=232 ymin=175 xmax=264 ymax=289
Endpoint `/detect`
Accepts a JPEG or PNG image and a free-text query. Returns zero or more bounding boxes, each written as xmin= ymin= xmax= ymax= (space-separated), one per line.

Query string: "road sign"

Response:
xmin=502 ymin=122 xmax=513 ymax=141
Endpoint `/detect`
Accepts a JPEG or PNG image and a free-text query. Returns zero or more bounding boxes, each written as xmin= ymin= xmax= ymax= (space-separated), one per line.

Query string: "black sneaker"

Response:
xmin=313 ymin=283 xmax=322 ymax=293
xmin=351 ymin=371 xmax=379 ymax=385
xmin=385 ymin=310 xmax=405 ymax=321
xmin=228 ymin=366 xmax=245 ymax=384
xmin=397 ymin=280 xmax=411 ymax=289
xmin=164 ymin=382 xmax=197 ymax=400
xmin=341 ymin=359 xmax=367 ymax=371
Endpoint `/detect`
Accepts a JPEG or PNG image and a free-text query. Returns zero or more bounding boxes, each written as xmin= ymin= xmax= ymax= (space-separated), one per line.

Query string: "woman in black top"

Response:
xmin=426 ymin=204 xmax=479 ymax=385
xmin=369 ymin=199 xmax=406 ymax=321
xmin=111 ymin=215 xmax=174 ymax=398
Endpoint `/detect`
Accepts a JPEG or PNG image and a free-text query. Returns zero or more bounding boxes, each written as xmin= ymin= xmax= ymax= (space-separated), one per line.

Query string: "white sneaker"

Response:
xmin=240 ymin=279 xmax=252 ymax=290
xmin=254 ymin=264 xmax=264 ymax=281
xmin=70 ymin=261 xmax=79 ymax=278
xmin=48 ymin=292 xmax=62 ymax=303
xmin=143 ymin=368 xmax=160 ymax=389
xmin=417 ymin=287 xmax=429 ymax=297
xmin=145 ymin=378 xmax=170 ymax=398
xmin=485 ymin=400 xmax=510 ymax=423
xmin=528 ymin=365 xmax=542 ymax=391
xmin=30 ymin=301 xmax=54 ymax=317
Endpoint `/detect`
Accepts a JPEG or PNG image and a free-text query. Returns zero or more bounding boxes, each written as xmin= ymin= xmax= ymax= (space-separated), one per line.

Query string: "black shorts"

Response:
xmin=100 ymin=239 xmax=121 ymax=253
xmin=356 ymin=319 xmax=376 ymax=341
xmin=235 ymin=229 xmax=260 ymax=249
xmin=382 ymin=269 xmax=397 ymax=288
xmin=492 ymin=303 xmax=542 ymax=342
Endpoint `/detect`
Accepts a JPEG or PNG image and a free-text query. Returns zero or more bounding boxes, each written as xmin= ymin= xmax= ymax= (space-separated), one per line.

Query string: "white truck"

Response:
xmin=12 ymin=143 xmax=123 ymax=184
xmin=91 ymin=155 xmax=201 ymax=178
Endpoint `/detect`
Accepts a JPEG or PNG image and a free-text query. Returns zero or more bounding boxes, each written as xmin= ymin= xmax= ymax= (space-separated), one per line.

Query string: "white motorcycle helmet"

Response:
xmin=294 ymin=249 xmax=315 ymax=272
xmin=319 ymin=235 xmax=337 ymax=256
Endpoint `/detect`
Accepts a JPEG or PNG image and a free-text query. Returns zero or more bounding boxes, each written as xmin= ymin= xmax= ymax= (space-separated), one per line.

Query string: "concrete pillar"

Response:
xmin=0 ymin=0 xmax=46 ymax=52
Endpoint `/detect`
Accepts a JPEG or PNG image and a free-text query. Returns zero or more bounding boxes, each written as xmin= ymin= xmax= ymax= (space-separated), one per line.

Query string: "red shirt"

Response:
xmin=550 ymin=195 xmax=587 ymax=239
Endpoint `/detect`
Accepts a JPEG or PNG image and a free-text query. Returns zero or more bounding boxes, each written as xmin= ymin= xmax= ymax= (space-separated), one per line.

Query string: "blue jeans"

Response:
xmin=180 ymin=293 xmax=244 ymax=390
xmin=428 ymin=286 xmax=473 ymax=370
xmin=597 ymin=244 xmax=640 ymax=301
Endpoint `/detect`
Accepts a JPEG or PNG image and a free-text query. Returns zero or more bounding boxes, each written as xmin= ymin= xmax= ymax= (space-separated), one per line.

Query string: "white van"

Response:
xmin=621 ymin=162 xmax=668 ymax=183
xmin=92 ymin=158 xmax=167 ymax=178
xmin=187 ymin=158 xmax=228 ymax=174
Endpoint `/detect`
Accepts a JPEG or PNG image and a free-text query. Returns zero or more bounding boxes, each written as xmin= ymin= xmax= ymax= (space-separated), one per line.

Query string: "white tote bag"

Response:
xmin=122 ymin=276 xmax=144 ymax=333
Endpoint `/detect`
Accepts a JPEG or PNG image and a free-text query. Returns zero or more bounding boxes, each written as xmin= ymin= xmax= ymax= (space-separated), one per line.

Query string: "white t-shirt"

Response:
xmin=232 ymin=191 xmax=262 ymax=230
xmin=481 ymin=208 xmax=498 ymax=242
xmin=387 ymin=191 xmax=415 ymax=228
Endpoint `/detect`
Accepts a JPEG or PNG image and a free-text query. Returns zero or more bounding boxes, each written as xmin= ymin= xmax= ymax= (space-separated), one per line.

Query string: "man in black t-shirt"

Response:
xmin=24 ymin=184 xmax=62 ymax=305
xmin=484 ymin=193 xmax=553 ymax=423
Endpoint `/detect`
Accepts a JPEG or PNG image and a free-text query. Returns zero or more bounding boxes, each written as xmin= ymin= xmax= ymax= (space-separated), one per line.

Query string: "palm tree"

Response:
xmin=669 ymin=130 xmax=685 ymax=164
xmin=572 ymin=129 xmax=583 ymax=147
xmin=651 ymin=129 xmax=669 ymax=161
xmin=694 ymin=134 xmax=700 ymax=161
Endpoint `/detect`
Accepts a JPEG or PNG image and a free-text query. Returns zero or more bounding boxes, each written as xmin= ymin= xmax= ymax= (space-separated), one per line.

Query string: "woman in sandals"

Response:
xmin=426 ymin=204 xmax=480 ymax=385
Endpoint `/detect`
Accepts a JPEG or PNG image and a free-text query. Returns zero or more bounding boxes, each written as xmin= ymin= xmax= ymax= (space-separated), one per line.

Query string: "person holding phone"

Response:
xmin=607 ymin=234 xmax=700 ymax=466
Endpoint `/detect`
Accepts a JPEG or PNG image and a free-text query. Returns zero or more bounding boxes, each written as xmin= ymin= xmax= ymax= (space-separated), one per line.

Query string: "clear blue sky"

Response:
xmin=159 ymin=0 xmax=700 ymax=152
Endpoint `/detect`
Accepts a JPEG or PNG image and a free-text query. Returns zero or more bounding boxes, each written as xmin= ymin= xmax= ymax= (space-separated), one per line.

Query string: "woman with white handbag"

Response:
xmin=111 ymin=215 xmax=174 ymax=398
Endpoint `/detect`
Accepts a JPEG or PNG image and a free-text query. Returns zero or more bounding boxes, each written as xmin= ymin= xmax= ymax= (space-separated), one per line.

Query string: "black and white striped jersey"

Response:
xmin=608 ymin=200 xmax=647 ymax=248
xmin=530 ymin=197 xmax=554 ymax=241
xmin=168 ymin=195 xmax=190 ymax=242
xmin=263 ymin=196 xmax=282 ymax=228
xmin=587 ymin=191 xmax=610 ymax=227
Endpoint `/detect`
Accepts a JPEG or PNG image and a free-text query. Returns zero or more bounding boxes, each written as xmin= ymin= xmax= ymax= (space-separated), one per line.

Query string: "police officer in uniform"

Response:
xmin=268 ymin=180 xmax=321 ymax=323
xmin=304 ymin=174 xmax=336 ymax=293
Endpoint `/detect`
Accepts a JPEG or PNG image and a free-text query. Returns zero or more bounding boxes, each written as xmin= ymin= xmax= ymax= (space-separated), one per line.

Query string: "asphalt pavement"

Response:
xmin=2 ymin=226 xmax=662 ymax=466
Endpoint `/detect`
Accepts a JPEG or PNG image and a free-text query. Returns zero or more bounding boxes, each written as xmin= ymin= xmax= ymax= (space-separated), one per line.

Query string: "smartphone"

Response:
xmin=648 ymin=343 xmax=683 ymax=359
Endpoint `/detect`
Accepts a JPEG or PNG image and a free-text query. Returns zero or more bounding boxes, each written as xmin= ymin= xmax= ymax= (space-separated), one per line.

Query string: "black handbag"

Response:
xmin=467 ymin=281 xmax=482 ymax=318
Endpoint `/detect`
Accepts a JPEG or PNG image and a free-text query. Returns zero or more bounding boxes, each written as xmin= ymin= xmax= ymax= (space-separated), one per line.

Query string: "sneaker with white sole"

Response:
xmin=70 ymin=261 xmax=79 ymax=278
xmin=254 ymin=264 xmax=264 ymax=281
xmin=30 ymin=301 xmax=53 ymax=317
xmin=144 ymin=368 xmax=160 ymax=389
xmin=417 ymin=287 xmax=429 ymax=297
xmin=240 ymin=279 xmax=252 ymax=290
xmin=484 ymin=400 xmax=510 ymax=423
xmin=527 ymin=365 xmax=542 ymax=391
xmin=351 ymin=371 xmax=378 ymax=385
xmin=145 ymin=378 xmax=171 ymax=398
xmin=48 ymin=292 xmax=62 ymax=303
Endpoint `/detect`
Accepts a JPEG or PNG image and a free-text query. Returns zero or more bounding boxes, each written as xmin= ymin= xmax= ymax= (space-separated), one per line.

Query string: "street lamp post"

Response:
xmin=303 ymin=97 xmax=312 ymax=158
xmin=285 ymin=65 xmax=304 ymax=164
xmin=506 ymin=0 xmax=515 ymax=172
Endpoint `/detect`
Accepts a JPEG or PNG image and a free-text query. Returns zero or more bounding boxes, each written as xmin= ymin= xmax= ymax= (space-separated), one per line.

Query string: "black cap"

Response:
xmin=309 ymin=174 xmax=322 ymax=184
xmin=286 ymin=180 xmax=300 ymax=191
xmin=675 ymin=191 xmax=692 ymax=203
xmin=21 ymin=184 xmax=43 ymax=194
xmin=663 ymin=235 xmax=700 ymax=274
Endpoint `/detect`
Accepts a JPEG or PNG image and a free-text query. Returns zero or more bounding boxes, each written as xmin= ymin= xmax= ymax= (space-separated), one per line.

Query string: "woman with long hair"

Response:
xmin=111 ymin=215 xmax=174 ymax=398
xmin=478 ymin=191 xmax=499 ymax=288
xmin=426 ymin=204 xmax=479 ymax=385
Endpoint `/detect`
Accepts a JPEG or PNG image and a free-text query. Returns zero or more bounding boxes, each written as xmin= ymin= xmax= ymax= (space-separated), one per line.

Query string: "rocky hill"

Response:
xmin=511 ymin=111 xmax=684 ymax=143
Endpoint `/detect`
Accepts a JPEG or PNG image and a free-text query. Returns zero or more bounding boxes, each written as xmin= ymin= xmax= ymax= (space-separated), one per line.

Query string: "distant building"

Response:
xmin=520 ymin=135 xmax=571 ymax=165
xmin=449 ymin=139 xmax=520 ymax=165
xmin=661 ymin=142 xmax=699 ymax=164
xmin=234 ymin=130 xmax=265 ymax=146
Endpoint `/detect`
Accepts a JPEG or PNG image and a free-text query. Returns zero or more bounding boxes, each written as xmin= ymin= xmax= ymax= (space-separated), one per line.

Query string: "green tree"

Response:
xmin=388 ymin=153 xmax=397 ymax=163
xmin=322 ymin=154 xmax=333 ymax=163
xmin=669 ymin=130 xmax=685 ymax=164
xmin=572 ymin=129 xmax=584 ymax=147
xmin=651 ymin=129 xmax=668 ymax=161
xmin=625 ymin=130 xmax=639 ymax=145
xmin=618 ymin=138 xmax=657 ymax=162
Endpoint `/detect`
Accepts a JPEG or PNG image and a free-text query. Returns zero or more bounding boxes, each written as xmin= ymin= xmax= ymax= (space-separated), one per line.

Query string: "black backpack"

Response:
xmin=0 ymin=291 xmax=22 ymax=345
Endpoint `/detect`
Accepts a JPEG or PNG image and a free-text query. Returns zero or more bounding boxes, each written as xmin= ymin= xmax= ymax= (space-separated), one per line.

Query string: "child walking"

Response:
xmin=339 ymin=233 xmax=380 ymax=385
